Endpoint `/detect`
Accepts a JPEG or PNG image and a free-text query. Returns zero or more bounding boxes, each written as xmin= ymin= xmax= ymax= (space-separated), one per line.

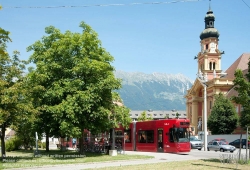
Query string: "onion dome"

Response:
xmin=200 ymin=9 xmax=220 ymax=40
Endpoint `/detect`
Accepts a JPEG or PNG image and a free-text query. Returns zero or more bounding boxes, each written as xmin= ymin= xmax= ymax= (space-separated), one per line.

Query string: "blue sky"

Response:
xmin=1 ymin=0 xmax=250 ymax=81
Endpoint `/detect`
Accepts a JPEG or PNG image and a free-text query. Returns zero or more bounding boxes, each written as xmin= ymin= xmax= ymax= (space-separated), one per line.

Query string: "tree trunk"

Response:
xmin=78 ymin=130 xmax=85 ymax=155
xmin=1 ymin=124 xmax=6 ymax=158
xmin=46 ymin=133 xmax=49 ymax=152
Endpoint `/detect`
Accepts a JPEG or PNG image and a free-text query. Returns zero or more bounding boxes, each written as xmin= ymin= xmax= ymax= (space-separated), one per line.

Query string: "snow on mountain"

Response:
xmin=114 ymin=70 xmax=193 ymax=111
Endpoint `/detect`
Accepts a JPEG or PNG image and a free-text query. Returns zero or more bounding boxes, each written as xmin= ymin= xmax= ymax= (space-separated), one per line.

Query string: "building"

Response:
xmin=129 ymin=110 xmax=186 ymax=120
xmin=185 ymin=5 xmax=250 ymax=135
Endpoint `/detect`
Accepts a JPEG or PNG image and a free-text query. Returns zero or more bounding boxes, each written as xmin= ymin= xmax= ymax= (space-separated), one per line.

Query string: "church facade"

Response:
xmin=185 ymin=6 xmax=250 ymax=135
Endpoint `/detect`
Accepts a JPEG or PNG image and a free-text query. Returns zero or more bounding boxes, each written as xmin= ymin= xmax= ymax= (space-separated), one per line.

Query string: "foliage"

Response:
xmin=37 ymin=141 xmax=46 ymax=148
xmin=231 ymin=59 xmax=250 ymax=128
xmin=0 ymin=27 xmax=36 ymax=157
xmin=207 ymin=93 xmax=238 ymax=134
xmin=12 ymin=116 xmax=37 ymax=150
xmin=26 ymin=22 xmax=131 ymax=151
xmin=176 ymin=112 xmax=180 ymax=119
xmin=5 ymin=136 xmax=23 ymax=151
xmin=137 ymin=111 xmax=153 ymax=121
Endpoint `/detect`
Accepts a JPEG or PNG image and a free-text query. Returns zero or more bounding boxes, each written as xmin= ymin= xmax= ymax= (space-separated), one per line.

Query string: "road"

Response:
xmin=7 ymin=148 xmax=248 ymax=170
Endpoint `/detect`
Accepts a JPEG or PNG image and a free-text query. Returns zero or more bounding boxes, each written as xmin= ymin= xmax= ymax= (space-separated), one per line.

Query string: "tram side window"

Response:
xmin=124 ymin=129 xmax=131 ymax=143
xmin=115 ymin=130 xmax=123 ymax=146
xmin=138 ymin=130 xmax=154 ymax=143
xmin=169 ymin=128 xmax=179 ymax=142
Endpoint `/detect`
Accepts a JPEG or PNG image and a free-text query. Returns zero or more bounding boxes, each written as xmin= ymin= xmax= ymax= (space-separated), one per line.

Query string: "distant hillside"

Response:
xmin=115 ymin=70 xmax=193 ymax=111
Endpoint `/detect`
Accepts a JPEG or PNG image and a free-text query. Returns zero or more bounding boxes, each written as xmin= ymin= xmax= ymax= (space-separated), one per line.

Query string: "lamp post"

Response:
xmin=197 ymin=70 xmax=208 ymax=151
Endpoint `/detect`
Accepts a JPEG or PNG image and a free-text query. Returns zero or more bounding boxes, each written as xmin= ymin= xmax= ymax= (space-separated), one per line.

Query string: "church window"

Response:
xmin=206 ymin=44 xmax=208 ymax=50
xmin=209 ymin=62 xmax=212 ymax=70
xmin=213 ymin=62 xmax=216 ymax=70
xmin=209 ymin=21 xmax=213 ymax=27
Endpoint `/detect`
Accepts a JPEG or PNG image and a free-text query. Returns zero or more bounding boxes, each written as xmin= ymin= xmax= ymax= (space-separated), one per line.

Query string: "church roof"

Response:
xmin=225 ymin=53 xmax=250 ymax=79
xmin=226 ymin=53 xmax=250 ymax=98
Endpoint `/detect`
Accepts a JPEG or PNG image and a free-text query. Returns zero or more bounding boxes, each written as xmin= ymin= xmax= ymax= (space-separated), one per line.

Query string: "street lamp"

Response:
xmin=197 ymin=70 xmax=208 ymax=151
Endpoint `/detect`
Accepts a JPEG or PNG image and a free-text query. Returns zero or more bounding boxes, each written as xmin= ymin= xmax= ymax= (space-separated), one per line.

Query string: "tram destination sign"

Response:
xmin=180 ymin=122 xmax=190 ymax=126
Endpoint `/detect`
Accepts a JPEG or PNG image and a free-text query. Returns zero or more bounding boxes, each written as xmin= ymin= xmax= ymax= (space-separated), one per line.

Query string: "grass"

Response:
xmin=0 ymin=149 xmax=153 ymax=169
xmin=0 ymin=149 xmax=249 ymax=170
xmin=85 ymin=159 xmax=250 ymax=170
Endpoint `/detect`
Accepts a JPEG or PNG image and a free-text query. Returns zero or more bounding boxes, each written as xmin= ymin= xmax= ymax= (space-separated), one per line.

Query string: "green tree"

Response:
xmin=110 ymin=92 xmax=131 ymax=129
xmin=137 ymin=111 xmax=153 ymax=121
xmin=27 ymin=22 xmax=131 ymax=152
xmin=207 ymin=93 xmax=238 ymax=134
xmin=0 ymin=28 xmax=31 ymax=157
xmin=231 ymin=64 xmax=250 ymax=128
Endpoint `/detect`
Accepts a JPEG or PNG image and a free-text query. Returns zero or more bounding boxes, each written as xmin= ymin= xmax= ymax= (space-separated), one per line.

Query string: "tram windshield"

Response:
xmin=169 ymin=127 xmax=189 ymax=143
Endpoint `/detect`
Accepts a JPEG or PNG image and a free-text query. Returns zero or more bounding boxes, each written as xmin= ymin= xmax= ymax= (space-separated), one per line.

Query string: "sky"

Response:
xmin=1 ymin=0 xmax=250 ymax=81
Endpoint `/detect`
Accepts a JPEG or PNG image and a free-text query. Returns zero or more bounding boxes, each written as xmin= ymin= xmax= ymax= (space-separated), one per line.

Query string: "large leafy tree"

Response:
xmin=0 ymin=27 xmax=34 ymax=157
xmin=27 ymin=22 xmax=131 ymax=152
xmin=207 ymin=93 xmax=238 ymax=134
xmin=231 ymin=60 xmax=250 ymax=128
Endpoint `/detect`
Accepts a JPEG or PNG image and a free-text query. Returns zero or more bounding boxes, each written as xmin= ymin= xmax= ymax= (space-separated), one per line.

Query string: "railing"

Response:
xmin=219 ymin=150 xmax=248 ymax=167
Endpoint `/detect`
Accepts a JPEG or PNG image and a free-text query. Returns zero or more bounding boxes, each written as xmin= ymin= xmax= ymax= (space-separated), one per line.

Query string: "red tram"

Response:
xmin=114 ymin=119 xmax=191 ymax=153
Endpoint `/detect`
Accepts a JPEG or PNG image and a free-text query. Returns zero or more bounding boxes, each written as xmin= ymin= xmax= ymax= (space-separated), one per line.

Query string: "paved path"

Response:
xmin=7 ymin=150 xmax=227 ymax=170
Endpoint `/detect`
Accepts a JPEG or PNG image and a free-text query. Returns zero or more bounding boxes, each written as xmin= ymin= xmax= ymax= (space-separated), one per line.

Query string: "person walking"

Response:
xmin=72 ymin=138 xmax=77 ymax=149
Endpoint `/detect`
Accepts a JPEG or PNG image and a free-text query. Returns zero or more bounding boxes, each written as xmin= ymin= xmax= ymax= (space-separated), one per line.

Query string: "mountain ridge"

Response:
xmin=115 ymin=70 xmax=193 ymax=111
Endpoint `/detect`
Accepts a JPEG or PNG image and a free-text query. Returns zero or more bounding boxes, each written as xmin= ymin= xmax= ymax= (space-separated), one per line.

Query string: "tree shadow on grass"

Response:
xmin=1 ymin=149 xmax=110 ymax=163
xmin=191 ymin=159 xmax=241 ymax=170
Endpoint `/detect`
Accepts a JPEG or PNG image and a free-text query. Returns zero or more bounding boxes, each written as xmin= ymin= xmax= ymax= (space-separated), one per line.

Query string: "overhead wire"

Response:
xmin=2 ymin=0 xmax=204 ymax=9
xmin=241 ymin=0 xmax=250 ymax=9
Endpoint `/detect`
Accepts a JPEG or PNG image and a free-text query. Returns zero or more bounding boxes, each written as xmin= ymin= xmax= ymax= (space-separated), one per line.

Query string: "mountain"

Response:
xmin=114 ymin=70 xmax=193 ymax=111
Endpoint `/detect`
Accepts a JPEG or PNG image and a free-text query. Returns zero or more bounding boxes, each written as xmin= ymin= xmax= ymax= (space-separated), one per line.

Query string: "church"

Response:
xmin=185 ymin=5 xmax=250 ymax=135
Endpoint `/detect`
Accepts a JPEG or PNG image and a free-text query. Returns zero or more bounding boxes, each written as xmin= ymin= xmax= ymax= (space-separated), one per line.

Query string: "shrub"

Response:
xmin=6 ymin=140 xmax=15 ymax=151
xmin=5 ymin=136 xmax=23 ymax=151
xmin=37 ymin=141 xmax=46 ymax=149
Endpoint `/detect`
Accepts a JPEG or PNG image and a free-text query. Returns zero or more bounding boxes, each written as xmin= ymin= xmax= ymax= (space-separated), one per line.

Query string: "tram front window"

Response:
xmin=169 ymin=127 xmax=189 ymax=143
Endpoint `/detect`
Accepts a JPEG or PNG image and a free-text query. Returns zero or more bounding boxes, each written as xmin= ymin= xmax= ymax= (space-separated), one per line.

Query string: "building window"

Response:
xmin=206 ymin=44 xmax=209 ymax=50
xmin=210 ymin=101 xmax=212 ymax=109
xmin=189 ymin=106 xmax=192 ymax=123
xmin=235 ymin=106 xmax=238 ymax=113
xmin=198 ymin=117 xmax=202 ymax=131
xmin=240 ymin=106 xmax=244 ymax=112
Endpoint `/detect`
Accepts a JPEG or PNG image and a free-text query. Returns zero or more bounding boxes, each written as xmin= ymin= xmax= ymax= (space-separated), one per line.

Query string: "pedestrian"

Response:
xmin=72 ymin=138 xmax=77 ymax=149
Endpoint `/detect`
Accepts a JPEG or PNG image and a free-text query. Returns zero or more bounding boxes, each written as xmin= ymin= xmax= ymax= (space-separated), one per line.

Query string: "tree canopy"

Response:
xmin=231 ymin=58 xmax=250 ymax=128
xmin=26 ymin=22 xmax=131 ymax=151
xmin=0 ymin=27 xmax=36 ymax=156
xmin=207 ymin=93 xmax=238 ymax=134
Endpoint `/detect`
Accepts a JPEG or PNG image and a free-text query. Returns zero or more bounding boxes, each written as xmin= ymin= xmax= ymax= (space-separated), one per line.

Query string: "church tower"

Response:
xmin=196 ymin=5 xmax=223 ymax=80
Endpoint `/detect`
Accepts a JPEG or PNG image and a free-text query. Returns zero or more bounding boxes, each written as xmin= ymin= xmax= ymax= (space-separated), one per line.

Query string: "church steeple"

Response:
xmin=196 ymin=2 xmax=223 ymax=80
xmin=200 ymin=4 xmax=219 ymax=40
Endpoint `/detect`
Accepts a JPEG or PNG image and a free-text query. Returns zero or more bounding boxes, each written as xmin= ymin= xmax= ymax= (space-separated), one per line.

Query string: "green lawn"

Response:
xmin=0 ymin=149 xmax=249 ymax=170
xmin=0 ymin=149 xmax=153 ymax=169
xmin=85 ymin=159 xmax=250 ymax=170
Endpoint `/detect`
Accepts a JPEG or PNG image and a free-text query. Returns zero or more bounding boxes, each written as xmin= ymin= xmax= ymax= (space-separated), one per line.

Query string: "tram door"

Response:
xmin=157 ymin=128 xmax=163 ymax=152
